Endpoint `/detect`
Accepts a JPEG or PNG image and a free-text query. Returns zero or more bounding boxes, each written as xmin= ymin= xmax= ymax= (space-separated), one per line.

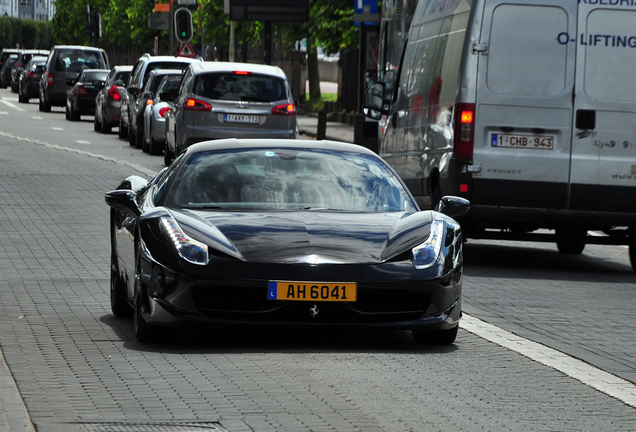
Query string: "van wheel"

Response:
xmin=556 ymin=229 xmax=586 ymax=255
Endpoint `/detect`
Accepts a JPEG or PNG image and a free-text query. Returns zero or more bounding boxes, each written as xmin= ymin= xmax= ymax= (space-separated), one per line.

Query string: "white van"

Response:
xmin=364 ymin=0 xmax=636 ymax=270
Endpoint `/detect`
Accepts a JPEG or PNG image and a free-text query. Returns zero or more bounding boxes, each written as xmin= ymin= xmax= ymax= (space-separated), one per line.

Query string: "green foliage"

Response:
xmin=0 ymin=16 xmax=54 ymax=49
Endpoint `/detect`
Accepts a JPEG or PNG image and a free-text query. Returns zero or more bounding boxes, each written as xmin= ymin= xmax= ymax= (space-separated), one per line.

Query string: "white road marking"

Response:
xmin=0 ymin=111 xmax=8 ymax=115
xmin=31 ymin=116 xmax=43 ymax=120
xmin=462 ymin=314 xmax=636 ymax=408
xmin=75 ymin=140 xmax=91 ymax=145
xmin=51 ymin=127 xmax=63 ymax=131
xmin=0 ymin=99 xmax=25 ymax=112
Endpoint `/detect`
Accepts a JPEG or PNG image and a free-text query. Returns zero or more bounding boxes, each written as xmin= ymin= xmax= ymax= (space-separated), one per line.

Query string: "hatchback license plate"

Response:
xmin=268 ymin=281 xmax=357 ymax=302
xmin=224 ymin=114 xmax=259 ymax=123
xmin=491 ymin=133 xmax=554 ymax=149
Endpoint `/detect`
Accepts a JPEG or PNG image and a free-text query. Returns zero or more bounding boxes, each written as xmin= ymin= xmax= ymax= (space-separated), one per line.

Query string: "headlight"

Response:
xmin=412 ymin=220 xmax=444 ymax=269
xmin=160 ymin=216 xmax=209 ymax=265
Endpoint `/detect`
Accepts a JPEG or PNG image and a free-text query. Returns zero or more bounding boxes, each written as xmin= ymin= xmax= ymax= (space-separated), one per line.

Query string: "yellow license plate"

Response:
xmin=267 ymin=281 xmax=357 ymax=302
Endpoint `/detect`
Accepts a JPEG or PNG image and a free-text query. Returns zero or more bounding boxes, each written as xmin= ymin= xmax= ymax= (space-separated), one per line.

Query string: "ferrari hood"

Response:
xmin=173 ymin=209 xmax=433 ymax=264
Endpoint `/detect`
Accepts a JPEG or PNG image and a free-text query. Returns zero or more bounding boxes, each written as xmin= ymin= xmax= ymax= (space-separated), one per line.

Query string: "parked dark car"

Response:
xmin=0 ymin=54 xmax=18 ymax=88
xmin=39 ymin=45 xmax=109 ymax=112
xmin=11 ymin=49 xmax=49 ymax=93
xmin=94 ymin=65 xmax=133 ymax=134
xmin=18 ymin=56 xmax=47 ymax=103
xmin=65 ymin=69 xmax=110 ymax=121
xmin=164 ymin=61 xmax=298 ymax=164
xmin=105 ymin=138 xmax=470 ymax=343
xmin=123 ymin=54 xmax=200 ymax=146
xmin=143 ymin=74 xmax=184 ymax=159
xmin=132 ymin=69 xmax=183 ymax=152
xmin=0 ymin=48 xmax=21 ymax=71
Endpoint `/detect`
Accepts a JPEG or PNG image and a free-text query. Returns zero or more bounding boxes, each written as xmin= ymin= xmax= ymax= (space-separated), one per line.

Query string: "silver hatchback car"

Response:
xmin=164 ymin=62 xmax=298 ymax=164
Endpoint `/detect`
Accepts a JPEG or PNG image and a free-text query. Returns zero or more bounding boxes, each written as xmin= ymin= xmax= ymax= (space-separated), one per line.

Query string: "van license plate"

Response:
xmin=491 ymin=134 xmax=554 ymax=150
xmin=224 ymin=114 xmax=259 ymax=123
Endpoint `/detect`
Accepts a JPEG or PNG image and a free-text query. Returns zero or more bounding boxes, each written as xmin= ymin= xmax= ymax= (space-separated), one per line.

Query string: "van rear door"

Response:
xmin=570 ymin=3 xmax=636 ymax=213
xmin=472 ymin=1 xmax=577 ymax=210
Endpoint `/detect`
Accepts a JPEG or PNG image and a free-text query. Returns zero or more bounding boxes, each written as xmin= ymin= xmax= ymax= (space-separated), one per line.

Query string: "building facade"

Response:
xmin=0 ymin=0 xmax=54 ymax=20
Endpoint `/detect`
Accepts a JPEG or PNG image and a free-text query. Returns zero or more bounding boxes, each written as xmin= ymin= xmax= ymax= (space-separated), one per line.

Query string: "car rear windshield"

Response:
xmin=193 ymin=72 xmax=287 ymax=102
xmin=82 ymin=71 xmax=109 ymax=82
xmin=54 ymin=50 xmax=104 ymax=72
xmin=169 ymin=148 xmax=417 ymax=212
xmin=143 ymin=62 xmax=191 ymax=80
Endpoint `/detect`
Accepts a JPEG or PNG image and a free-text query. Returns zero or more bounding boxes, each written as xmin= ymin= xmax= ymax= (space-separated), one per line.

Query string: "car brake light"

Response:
xmin=233 ymin=71 xmax=251 ymax=75
xmin=184 ymin=98 xmax=212 ymax=111
xmin=47 ymin=73 xmax=53 ymax=86
xmin=108 ymin=86 xmax=121 ymax=101
xmin=146 ymin=99 xmax=153 ymax=106
xmin=272 ymin=103 xmax=296 ymax=116
xmin=453 ymin=103 xmax=475 ymax=159
xmin=27 ymin=71 xmax=37 ymax=77
xmin=158 ymin=107 xmax=170 ymax=117
xmin=76 ymin=85 xmax=88 ymax=96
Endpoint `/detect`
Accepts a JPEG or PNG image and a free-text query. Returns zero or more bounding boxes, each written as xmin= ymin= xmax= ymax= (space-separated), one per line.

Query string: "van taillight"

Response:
xmin=453 ymin=103 xmax=475 ymax=159
xmin=47 ymin=73 xmax=53 ymax=86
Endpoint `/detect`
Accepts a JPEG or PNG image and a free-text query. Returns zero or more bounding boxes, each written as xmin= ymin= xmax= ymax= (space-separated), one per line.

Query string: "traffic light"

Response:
xmin=174 ymin=8 xmax=193 ymax=43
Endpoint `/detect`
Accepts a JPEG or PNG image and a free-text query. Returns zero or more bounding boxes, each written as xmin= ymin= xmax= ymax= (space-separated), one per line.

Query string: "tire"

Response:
xmin=94 ymin=115 xmax=101 ymax=132
xmin=110 ymin=243 xmax=133 ymax=317
xmin=41 ymin=96 xmax=51 ymax=112
xmin=128 ymin=126 xmax=136 ymax=147
xmin=65 ymin=104 xmax=70 ymax=120
xmin=149 ymin=136 xmax=162 ymax=156
xmin=119 ymin=117 xmax=128 ymax=139
xmin=164 ymin=141 xmax=174 ymax=166
xmin=556 ymin=229 xmax=586 ymax=255
xmin=69 ymin=104 xmax=80 ymax=121
xmin=133 ymin=246 xmax=159 ymax=343
xmin=629 ymin=237 xmax=636 ymax=272
xmin=18 ymin=90 xmax=28 ymax=103
xmin=412 ymin=326 xmax=458 ymax=345
xmin=102 ymin=121 xmax=111 ymax=134
xmin=142 ymin=128 xmax=150 ymax=153
xmin=135 ymin=123 xmax=144 ymax=150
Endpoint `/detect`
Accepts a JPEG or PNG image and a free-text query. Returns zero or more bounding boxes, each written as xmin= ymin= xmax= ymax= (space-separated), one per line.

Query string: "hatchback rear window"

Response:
xmin=193 ymin=72 xmax=287 ymax=102
xmin=54 ymin=50 xmax=104 ymax=72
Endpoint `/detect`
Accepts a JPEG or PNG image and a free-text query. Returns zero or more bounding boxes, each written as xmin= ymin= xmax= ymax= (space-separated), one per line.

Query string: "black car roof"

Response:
xmin=185 ymin=138 xmax=378 ymax=157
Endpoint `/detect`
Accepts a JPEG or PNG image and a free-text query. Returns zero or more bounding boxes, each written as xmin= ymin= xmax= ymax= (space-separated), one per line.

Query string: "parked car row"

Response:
xmin=6 ymin=47 xmax=299 ymax=168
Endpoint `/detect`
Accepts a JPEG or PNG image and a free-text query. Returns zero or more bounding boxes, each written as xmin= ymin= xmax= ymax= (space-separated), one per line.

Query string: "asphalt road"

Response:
xmin=1 ymin=88 xmax=636 ymax=432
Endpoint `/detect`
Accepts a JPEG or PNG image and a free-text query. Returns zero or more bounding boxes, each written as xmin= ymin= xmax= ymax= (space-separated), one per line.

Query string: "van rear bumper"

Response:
xmin=462 ymin=204 xmax=636 ymax=231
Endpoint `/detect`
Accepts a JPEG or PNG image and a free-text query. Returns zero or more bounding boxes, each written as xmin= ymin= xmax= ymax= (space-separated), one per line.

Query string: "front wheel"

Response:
xmin=119 ymin=117 xmax=128 ymax=139
xmin=412 ymin=326 xmax=458 ymax=345
xmin=133 ymin=244 xmax=160 ymax=343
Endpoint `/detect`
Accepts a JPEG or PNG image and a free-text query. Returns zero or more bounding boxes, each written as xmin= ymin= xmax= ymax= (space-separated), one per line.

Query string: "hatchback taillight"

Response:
xmin=158 ymin=107 xmax=170 ymax=117
xmin=453 ymin=103 xmax=475 ymax=159
xmin=108 ymin=86 xmax=120 ymax=101
xmin=27 ymin=71 xmax=37 ymax=77
xmin=183 ymin=98 xmax=212 ymax=111
xmin=272 ymin=103 xmax=296 ymax=116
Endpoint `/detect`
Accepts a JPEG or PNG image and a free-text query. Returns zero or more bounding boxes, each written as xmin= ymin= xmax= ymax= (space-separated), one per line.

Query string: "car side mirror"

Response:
xmin=104 ymin=189 xmax=141 ymax=217
xmin=65 ymin=78 xmax=77 ymax=86
xmin=437 ymin=196 xmax=470 ymax=218
xmin=363 ymin=82 xmax=386 ymax=120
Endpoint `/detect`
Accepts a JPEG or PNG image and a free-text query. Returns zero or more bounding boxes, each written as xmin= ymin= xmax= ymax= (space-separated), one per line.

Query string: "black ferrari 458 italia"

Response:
xmin=105 ymin=138 xmax=470 ymax=343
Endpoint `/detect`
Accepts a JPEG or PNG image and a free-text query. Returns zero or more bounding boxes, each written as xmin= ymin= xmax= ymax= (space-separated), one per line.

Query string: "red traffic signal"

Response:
xmin=174 ymin=8 xmax=193 ymax=43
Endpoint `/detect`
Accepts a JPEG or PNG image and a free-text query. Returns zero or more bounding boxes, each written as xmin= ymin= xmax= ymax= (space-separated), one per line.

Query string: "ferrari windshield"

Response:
xmin=169 ymin=148 xmax=417 ymax=212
